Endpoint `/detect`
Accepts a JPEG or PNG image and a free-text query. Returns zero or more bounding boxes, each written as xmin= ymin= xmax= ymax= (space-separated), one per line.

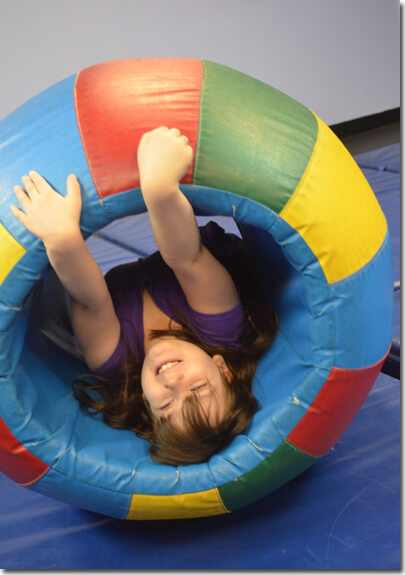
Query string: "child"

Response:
xmin=10 ymin=127 xmax=278 ymax=466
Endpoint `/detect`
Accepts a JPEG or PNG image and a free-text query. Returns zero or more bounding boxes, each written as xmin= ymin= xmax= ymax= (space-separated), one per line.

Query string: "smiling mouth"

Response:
xmin=156 ymin=360 xmax=182 ymax=375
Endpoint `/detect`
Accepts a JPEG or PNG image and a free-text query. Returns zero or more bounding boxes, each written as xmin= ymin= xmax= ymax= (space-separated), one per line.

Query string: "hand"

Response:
xmin=10 ymin=171 xmax=82 ymax=249
xmin=137 ymin=126 xmax=193 ymax=192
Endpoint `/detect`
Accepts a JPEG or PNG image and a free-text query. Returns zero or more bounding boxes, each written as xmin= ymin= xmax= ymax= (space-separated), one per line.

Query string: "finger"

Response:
xmin=179 ymin=134 xmax=189 ymax=144
xmin=13 ymin=184 xmax=31 ymax=208
xmin=28 ymin=170 xmax=54 ymax=194
xmin=66 ymin=174 xmax=81 ymax=199
xmin=156 ymin=126 xmax=169 ymax=132
xmin=138 ymin=132 xmax=149 ymax=149
xmin=10 ymin=203 xmax=27 ymax=224
xmin=22 ymin=174 xmax=40 ymax=198
xmin=169 ymin=128 xmax=181 ymax=137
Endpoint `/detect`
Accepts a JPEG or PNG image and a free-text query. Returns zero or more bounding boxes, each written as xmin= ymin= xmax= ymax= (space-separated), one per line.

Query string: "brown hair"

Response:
xmin=73 ymin=225 xmax=278 ymax=466
xmin=73 ymin=300 xmax=278 ymax=466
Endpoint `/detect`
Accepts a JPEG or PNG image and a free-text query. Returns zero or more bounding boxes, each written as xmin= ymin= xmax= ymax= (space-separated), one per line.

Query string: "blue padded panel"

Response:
xmin=356 ymin=145 xmax=399 ymax=344
xmin=0 ymin=301 xmax=30 ymax=378
xmin=28 ymin=467 xmax=131 ymax=520
xmin=1 ymin=354 xmax=80 ymax=465
xmin=0 ymin=242 xmax=48 ymax=330
xmin=0 ymin=73 xmax=116 ymax=322
xmin=360 ymin=167 xmax=400 ymax=282
xmin=0 ymin=75 xmax=93 ymax=248
xmin=330 ymin=230 xmax=393 ymax=368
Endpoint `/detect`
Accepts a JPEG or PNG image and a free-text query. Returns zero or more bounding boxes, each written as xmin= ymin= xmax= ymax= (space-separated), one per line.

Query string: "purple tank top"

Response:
xmin=91 ymin=251 xmax=244 ymax=379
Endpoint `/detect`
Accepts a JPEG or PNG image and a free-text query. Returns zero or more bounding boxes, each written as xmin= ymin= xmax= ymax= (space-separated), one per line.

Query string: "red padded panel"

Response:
xmin=75 ymin=58 xmax=203 ymax=199
xmin=0 ymin=418 xmax=49 ymax=486
xmin=288 ymin=352 xmax=389 ymax=457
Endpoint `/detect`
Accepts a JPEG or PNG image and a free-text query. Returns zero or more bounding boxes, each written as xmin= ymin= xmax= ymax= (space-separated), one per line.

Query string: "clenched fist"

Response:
xmin=137 ymin=126 xmax=193 ymax=193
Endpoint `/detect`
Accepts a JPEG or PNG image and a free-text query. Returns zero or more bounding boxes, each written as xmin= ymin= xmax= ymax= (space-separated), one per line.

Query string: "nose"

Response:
xmin=162 ymin=371 xmax=185 ymax=389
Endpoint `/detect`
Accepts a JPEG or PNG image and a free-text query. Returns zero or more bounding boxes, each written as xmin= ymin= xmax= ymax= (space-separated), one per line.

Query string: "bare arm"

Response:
xmin=138 ymin=127 xmax=240 ymax=313
xmin=10 ymin=172 xmax=120 ymax=369
xmin=46 ymin=232 xmax=121 ymax=369
xmin=45 ymin=230 xmax=109 ymax=309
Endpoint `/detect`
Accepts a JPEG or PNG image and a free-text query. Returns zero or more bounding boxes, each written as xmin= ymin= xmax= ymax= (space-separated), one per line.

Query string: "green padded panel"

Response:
xmin=194 ymin=60 xmax=318 ymax=213
xmin=219 ymin=440 xmax=320 ymax=511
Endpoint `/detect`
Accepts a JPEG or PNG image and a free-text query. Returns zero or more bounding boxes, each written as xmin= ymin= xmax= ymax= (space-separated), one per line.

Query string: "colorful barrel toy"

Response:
xmin=0 ymin=58 xmax=393 ymax=519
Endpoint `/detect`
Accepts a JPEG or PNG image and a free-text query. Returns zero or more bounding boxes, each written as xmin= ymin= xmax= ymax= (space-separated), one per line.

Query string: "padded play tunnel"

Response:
xmin=0 ymin=58 xmax=393 ymax=519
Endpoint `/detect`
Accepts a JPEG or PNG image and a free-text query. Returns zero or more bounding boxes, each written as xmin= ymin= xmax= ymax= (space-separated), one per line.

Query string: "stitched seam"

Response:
xmin=286 ymin=438 xmax=324 ymax=458
xmin=193 ymin=59 xmax=206 ymax=185
xmin=215 ymin=487 xmax=232 ymax=514
xmin=279 ymin=110 xmax=321 ymax=217
xmin=73 ymin=71 xmax=104 ymax=207
xmin=18 ymin=466 xmax=50 ymax=487
xmin=329 ymin=228 xmax=390 ymax=287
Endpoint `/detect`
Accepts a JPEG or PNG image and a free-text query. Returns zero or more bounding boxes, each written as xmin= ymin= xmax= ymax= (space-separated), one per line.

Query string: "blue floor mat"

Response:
xmin=0 ymin=144 xmax=400 ymax=570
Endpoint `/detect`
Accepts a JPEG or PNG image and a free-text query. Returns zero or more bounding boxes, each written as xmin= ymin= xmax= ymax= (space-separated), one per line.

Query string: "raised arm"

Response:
xmin=10 ymin=172 xmax=120 ymax=369
xmin=137 ymin=127 xmax=239 ymax=313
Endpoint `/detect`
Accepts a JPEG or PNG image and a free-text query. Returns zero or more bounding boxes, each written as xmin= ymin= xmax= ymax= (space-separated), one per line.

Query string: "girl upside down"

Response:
xmin=10 ymin=126 xmax=278 ymax=466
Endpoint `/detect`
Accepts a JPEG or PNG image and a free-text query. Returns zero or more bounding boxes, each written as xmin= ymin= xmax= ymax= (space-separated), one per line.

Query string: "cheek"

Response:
xmin=141 ymin=383 xmax=158 ymax=407
xmin=140 ymin=365 xmax=147 ymax=393
xmin=140 ymin=372 xmax=165 ymax=409
xmin=195 ymin=354 xmax=217 ymax=376
xmin=208 ymin=363 xmax=222 ymax=384
xmin=140 ymin=365 xmax=154 ymax=400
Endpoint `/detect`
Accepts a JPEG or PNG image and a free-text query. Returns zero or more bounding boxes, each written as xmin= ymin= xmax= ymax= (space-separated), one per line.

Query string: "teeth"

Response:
xmin=158 ymin=361 xmax=179 ymax=375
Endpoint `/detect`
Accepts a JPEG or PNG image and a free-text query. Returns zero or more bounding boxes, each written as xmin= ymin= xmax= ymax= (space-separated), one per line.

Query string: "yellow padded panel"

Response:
xmin=0 ymin=223 xmax=25 ymax=285
xmin=279 ymin=114 xmax=387 ymax=284
xmin=127 ymin=488 xmax=230 ymax=520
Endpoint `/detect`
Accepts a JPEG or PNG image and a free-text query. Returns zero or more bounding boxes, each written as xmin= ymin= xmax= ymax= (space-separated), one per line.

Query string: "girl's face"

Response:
xmin=141 ymin=337 xmax=232 ymax=429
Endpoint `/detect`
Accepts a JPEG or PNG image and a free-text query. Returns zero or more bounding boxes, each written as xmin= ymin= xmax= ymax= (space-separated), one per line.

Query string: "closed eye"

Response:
xmin=159 ymin=401 xmax=173 ymax=411
xmin=191 ymin=382 xmax=208 ymax=392
xmin=159 ymin=382 xmax=209 ymax=411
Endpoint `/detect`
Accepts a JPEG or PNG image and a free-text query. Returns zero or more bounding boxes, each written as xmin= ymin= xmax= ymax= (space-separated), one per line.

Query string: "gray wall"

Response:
xmin=0 ymin=0 xmax=400 ymax=124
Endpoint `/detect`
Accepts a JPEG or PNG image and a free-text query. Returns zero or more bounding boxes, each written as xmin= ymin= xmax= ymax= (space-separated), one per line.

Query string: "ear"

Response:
xmin=212 ymin=354 xmax=233 ymax=383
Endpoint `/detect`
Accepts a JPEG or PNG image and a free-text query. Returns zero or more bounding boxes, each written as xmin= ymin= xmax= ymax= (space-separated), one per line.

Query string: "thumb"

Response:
xmin=66 ymin=174 xmax=82 ymax=213
xmin=66 ymin=174 xmax=81 ymax=198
